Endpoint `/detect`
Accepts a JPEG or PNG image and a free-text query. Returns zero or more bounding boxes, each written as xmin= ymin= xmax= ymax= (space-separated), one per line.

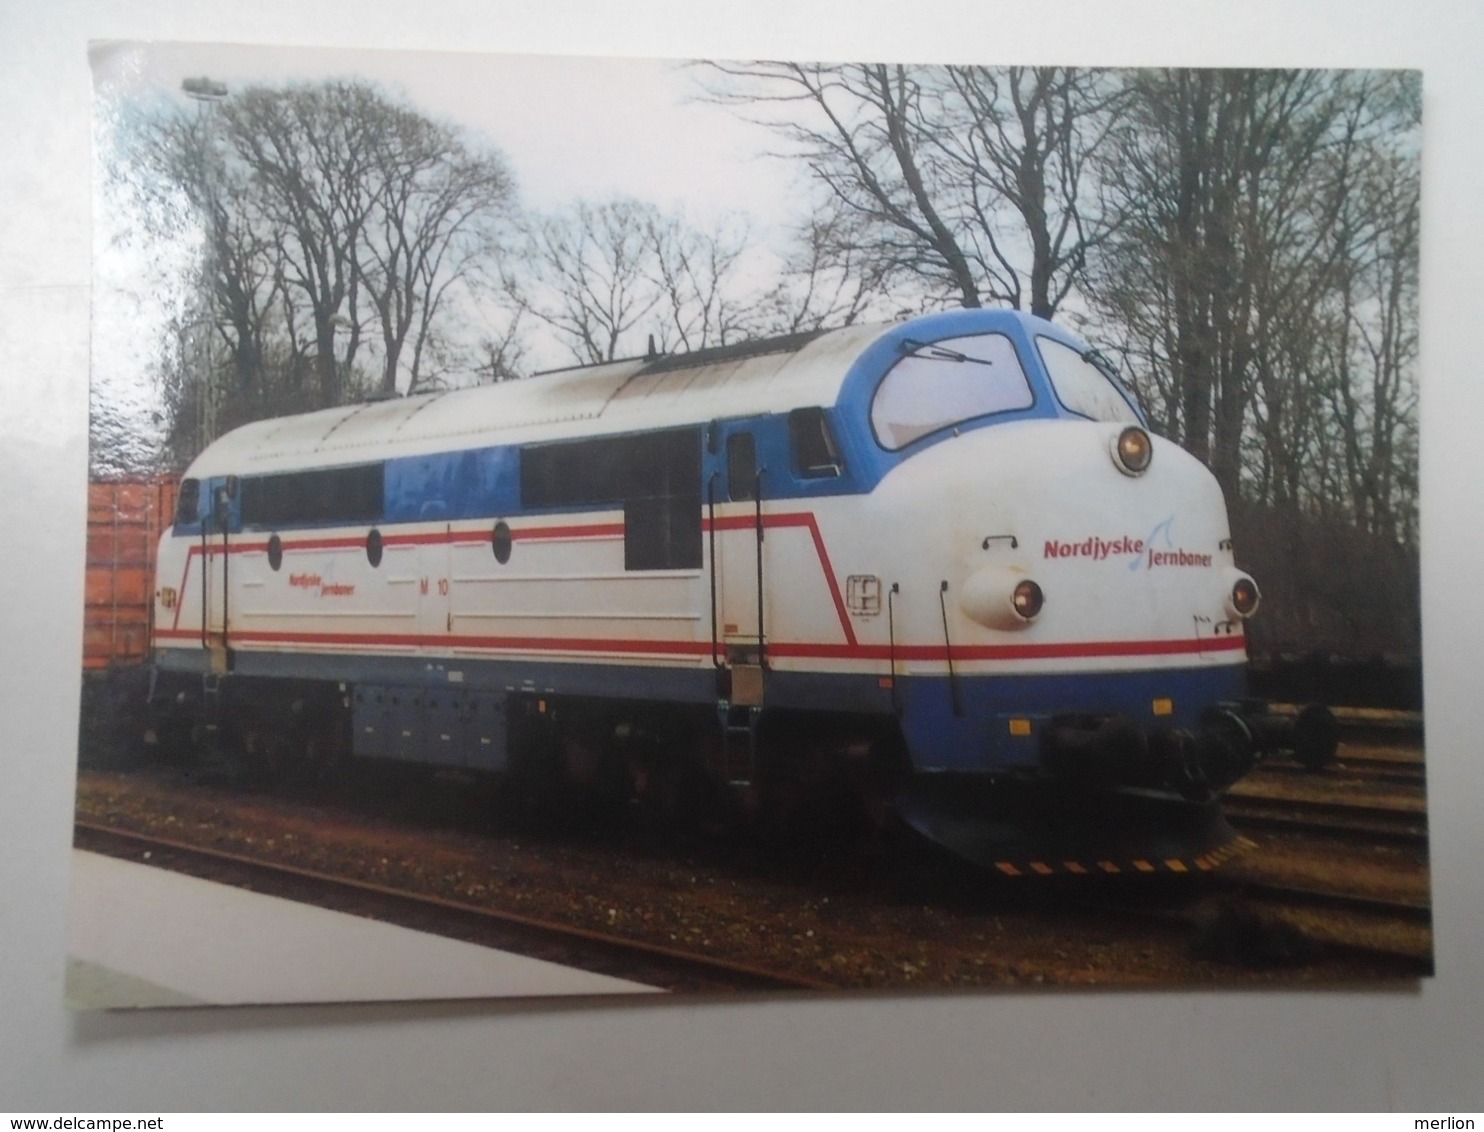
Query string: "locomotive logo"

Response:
xmin=1042 ymin=534 xmax=1145 ymax=561
xmin=1131 ymin=515 xmax=1175 ymax=570
xmin=1132 ymin=515 xmax=1213 ymax=570
xmin=1042 ymin=516 xmax=1214 ymax=571
xmin=288 ymin=570 xmax=356 ymax=598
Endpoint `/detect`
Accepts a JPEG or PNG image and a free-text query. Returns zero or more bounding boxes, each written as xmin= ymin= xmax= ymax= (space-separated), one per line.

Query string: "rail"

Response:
xmin=75 ymin=819 xmax=830 ymax=993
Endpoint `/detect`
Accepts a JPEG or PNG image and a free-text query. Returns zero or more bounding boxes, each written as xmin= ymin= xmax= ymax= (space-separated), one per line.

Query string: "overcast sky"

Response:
xmin=91 ymin=42 xmax=803 ymax=230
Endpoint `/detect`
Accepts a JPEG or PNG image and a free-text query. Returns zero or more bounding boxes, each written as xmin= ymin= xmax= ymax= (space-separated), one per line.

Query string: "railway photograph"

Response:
xmin=72 ymin=41 xmax=1427 ymax=1007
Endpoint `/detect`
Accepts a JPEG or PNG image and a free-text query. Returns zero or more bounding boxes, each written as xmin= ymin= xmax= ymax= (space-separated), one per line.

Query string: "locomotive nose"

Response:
xmin=1016 ymin=423 xmax=1248 ymax=637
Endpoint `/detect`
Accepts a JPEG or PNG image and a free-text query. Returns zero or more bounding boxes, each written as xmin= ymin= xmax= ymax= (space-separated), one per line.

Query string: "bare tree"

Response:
xmin=220 ymin=82 xmax=384 ymax=408
xmin=702 ymin=62 xmax=981 ymax=310
xmin=700 ymin=62 xmax=1118 ymax=318
xmin=121 ymin=78 xmax=518 ymax=462
xmin=934 ymin=66 xmax=1124 ymax=318
xmin=111 ymin=97 xmax=292 ymax=462
xmin=473 ymin=301 xmax=531 ymax=384
xmin=753 ymin=209 xmax=897 ymax=333
xmin=1090 ymin=69 xmax=1388 ymax=500
xmin=1324 ymin=139 xmax=1420 ymax=543
xmin=525 ymin=199 xmax=663 ymax=364
xmin=356 ymin=102 xmax=515 ymax=395
xmin=1087 ymin=68 xmax=1420 ymax=655
xmin=646 ymin=211 xmax=756 ymax=352
xmin=524 ymin=199 xmax=767 ymax=364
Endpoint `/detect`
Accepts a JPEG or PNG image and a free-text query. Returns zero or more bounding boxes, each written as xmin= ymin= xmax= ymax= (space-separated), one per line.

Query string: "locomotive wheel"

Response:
xmin=751 ymin=726 xmax=907 ymax=863
xmin=233 ymin=710 xmax=276 ymax=784
xmin=502 ymin=706 xmax=615 ymax=834
xmin=156 ymin=718 xmax=204 ymax=765
xmin=619 ymin=723 xmax=740 ymax=840
xmin=298 ymin=692 xmax=350 ymax=786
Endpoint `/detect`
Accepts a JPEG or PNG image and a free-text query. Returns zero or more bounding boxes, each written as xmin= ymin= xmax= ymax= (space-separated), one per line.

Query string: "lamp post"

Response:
xmin=181 ymin=77 xmax=228 ymax=454
xmin=182 ymin=76 xmax=228 ymax=103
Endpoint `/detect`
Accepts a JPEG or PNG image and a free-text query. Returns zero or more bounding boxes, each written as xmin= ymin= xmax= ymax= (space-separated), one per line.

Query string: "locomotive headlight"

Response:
xmin=1012 ymin=580 xmax=1045 ymax=620
xmin=1226 ymin=573 xmax=1261 ymax=620
xmin=1112 ymin=426 xmax=1153 ymax=476
xmin=961 ymin=568 xmax=1043 ymax=629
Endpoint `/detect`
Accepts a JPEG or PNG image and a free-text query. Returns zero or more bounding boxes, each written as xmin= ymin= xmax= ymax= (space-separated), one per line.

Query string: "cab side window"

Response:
xmin=788 ymin=407 xmax=842 ymax=479
xmin=174 ymin=479 xmax=201 ymax=527
xmin=727 ymin=432 xmax=757 ymax=501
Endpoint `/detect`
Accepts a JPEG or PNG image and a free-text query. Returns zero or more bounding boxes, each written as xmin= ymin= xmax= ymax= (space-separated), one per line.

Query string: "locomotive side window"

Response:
xmin=240 ymin=463 xmax=385 ymax=528
xmin=1036 ymin=336 xmax=1141 ymax=424
xmin=624 ymin=494 xmax=702 ymax=571
xmin=727 ymin=432 xmax=757 ymax=501
xmin=173 ymin=478 xmax=201 ymax=527
xmin=521 ymin=428 xmax=702 ymax=570
xmin=788 ymin=408 xmax=842 ymax=478
xmin=871 ymin=333 xmax=1033 ymax=450
xmin=522 ymin=436 xmax=626 ymax=508
xmin=624 ymin=429 xmax=701 ymax=570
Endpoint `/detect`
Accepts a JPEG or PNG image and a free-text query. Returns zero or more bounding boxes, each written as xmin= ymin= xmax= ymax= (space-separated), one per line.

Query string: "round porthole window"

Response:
xmin=492 ymin=520 xmax=512 ymax=564
xmin=366 ymin=528 xmax=384 ymax=567
xmin=267 ymin=534 xmax=283 ymax=572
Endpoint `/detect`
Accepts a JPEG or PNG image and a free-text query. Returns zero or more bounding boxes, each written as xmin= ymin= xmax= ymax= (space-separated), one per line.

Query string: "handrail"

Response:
xmin=199 ymin=522 xmax=209 ymax=650
xmin=939 ymin=580 xmax=962 ymax=717
xmin=220 ymin=506 xmax=229 ymax=656
xmin=707 ymin=472 xmax=721 ymax=669
xmin=755 ymin=468 xmax=766 ymax=670
xmin=888 ymin=582 xmax=900 ymax=715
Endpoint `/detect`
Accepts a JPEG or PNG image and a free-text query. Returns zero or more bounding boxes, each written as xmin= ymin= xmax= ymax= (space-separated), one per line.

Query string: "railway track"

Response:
xmin=75 ymin=761 xmax=1433 ymax=989
xmin=1266 ymin=703 xmax=1424 ymax=749
xmin=1334 ymin=718 xmax=1424 ymax=748
xmin=1256 ymin=755 xmax=1424 ymax=788
xmin=1227 ymin=878 xmax=1430 ymax=923
xmin=1068 ymin=879 xmax=1430 ymax=972
xmin=1213 ymin=878 xmax=1433 ymax=970
xmin=1221 ymin=793 xmax=1428 ymax=846
xmin=74 ymin=819 xmax=831 ymax=995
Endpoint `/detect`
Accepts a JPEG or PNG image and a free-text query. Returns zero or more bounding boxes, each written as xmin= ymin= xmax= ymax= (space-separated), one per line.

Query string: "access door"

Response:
xmin=416 ymin=522 xmax=453 ymax=642
xmin=715 ymin=430 xmax=766 ymax=702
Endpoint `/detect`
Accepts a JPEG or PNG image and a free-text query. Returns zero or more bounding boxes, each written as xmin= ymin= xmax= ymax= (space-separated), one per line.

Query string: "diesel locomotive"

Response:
xmin=146 ymin=308 xmax=1334 ymax=873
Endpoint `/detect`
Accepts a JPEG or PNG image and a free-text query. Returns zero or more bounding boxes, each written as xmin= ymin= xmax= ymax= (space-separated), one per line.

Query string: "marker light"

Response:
xmin=1012 ymin=579 xmax=1045 ymax=620
xmin=1229 ymin=576 xmax=1261 ymax=619
xmin=1112 ymin=426 xmax=1153 ymax=476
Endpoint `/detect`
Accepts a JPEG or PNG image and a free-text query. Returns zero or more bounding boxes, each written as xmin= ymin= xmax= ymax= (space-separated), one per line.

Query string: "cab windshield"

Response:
xmin=870 ymin=333 xmax=1034 ymax=450
xmin=1036 ymin=336 xmax=1141 ymax=424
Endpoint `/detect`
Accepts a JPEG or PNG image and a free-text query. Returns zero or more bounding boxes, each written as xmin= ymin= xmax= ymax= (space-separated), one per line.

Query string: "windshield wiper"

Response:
xmin=1082 ymin=347 xmax=1122 ymax=381
xmin=900 ymin=338 xmax=994 ymax=366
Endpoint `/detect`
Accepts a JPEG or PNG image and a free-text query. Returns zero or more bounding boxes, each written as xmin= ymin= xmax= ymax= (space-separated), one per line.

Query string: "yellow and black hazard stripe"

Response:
xmin=990 ymin=836 xmax=1258 ymax=878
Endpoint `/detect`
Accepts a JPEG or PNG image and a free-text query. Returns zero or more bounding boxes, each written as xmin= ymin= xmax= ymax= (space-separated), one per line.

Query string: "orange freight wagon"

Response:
xmin=83 ymin=476 xmax=178 ymax=670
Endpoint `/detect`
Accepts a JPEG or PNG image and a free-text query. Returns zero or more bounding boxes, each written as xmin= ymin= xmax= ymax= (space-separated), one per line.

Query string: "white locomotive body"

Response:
xmin=149 ymin=309 xmax=1330 ymax=872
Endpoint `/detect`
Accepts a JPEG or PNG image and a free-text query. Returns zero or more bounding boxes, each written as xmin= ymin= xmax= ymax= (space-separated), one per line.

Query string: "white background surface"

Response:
xmin=67 ymin=852 xmax=656 ymax=1004
xmin=3 ymin=0 xmax=1481 ymax=1111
